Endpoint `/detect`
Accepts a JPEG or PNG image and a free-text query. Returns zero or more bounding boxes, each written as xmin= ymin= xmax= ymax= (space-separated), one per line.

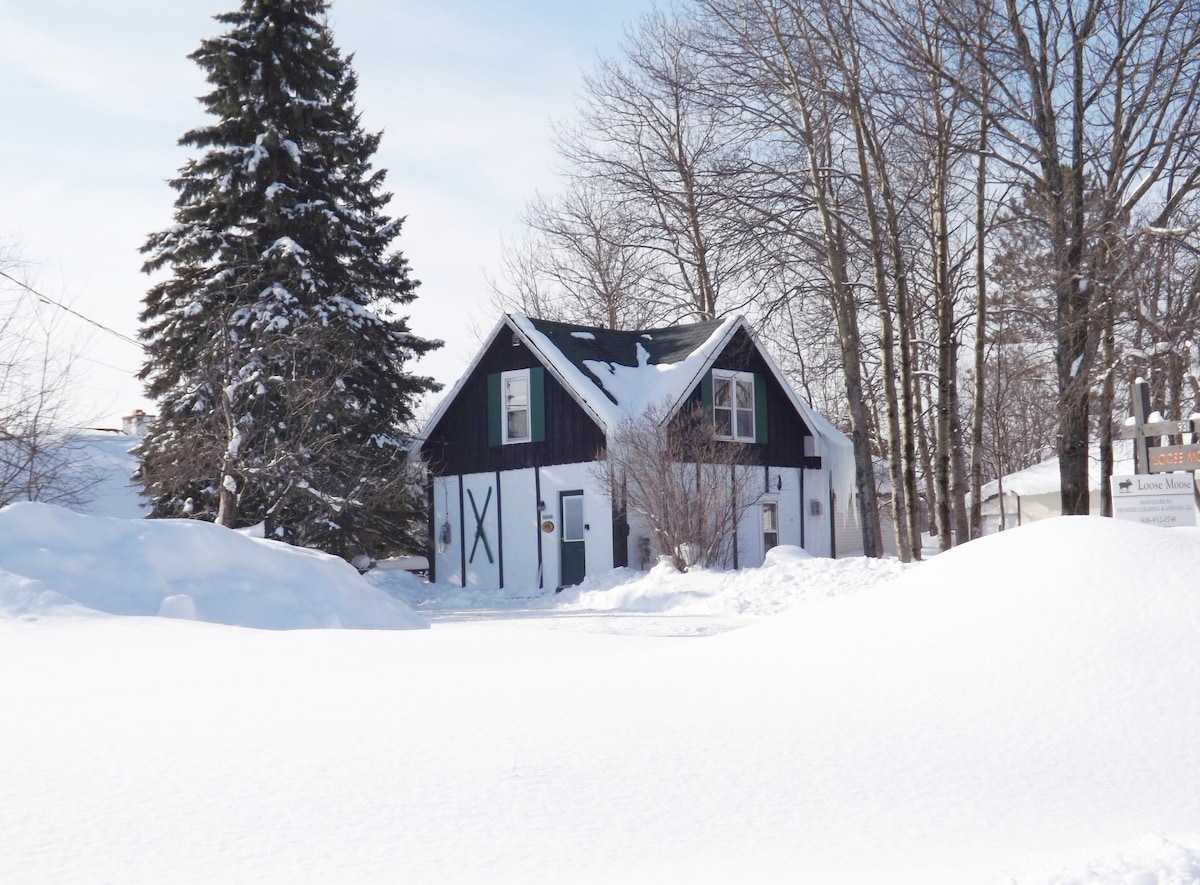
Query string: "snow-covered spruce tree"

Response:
xmin=138 ymin=0 xmax=440 ymax=559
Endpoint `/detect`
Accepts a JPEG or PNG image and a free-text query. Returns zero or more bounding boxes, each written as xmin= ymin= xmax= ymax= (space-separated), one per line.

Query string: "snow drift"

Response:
xmin=0 ymin=502 xmax=426 ymax=629
xmin=1 ymin=513 xmax=1198 ymax=884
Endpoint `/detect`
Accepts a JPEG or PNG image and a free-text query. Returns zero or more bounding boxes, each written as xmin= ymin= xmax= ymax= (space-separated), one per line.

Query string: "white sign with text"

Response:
xmin=1110 ymin=473 xmax=1198 ymax=527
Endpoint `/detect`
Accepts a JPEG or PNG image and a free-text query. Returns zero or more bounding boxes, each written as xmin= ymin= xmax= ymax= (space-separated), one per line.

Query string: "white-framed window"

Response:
xmin=501 ymin=369 xmax=530 ymax=444
xmin=712 ymin=369 xmax=756 ymax=442
xmin=762 ymin=501 xmax=779 ymax=553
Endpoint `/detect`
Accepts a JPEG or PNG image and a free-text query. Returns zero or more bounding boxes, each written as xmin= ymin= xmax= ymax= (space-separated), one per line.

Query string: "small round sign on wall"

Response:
xmin=541 ymin=520 xmax=555 ymax=534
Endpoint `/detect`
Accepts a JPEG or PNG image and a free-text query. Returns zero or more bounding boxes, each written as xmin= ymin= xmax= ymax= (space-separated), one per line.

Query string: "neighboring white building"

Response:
xmin=121 ymin=409 xmax=154 ymax=437
xmin=980 ymin=442 xmax=1136 ymax=534
xmin=0 ymin=429 xmax=148 ymax=519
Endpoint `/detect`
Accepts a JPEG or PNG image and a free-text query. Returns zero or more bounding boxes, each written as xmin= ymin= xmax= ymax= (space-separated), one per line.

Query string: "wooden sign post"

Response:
xmin=1113 ymin=379 xmax=1199 ymax=527
xmin=1117 ymin=379 xmax=1200 ymax=474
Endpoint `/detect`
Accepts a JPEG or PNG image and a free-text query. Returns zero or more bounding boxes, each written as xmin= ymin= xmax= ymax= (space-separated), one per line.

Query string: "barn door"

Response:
xmin=559 ymin=491 xmax=585 ymax=588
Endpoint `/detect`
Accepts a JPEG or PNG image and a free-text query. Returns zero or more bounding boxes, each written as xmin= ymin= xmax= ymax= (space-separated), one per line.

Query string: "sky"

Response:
xmin=0 ymin=0 xmax=650 ymax=428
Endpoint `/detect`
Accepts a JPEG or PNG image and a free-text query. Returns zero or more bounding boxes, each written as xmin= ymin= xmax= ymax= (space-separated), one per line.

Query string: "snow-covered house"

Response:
xmin=414 ymin=314 xmax=854 ymax=591
xmin=120 ymin=409 xmax=154 ymax=437
xmin=980 ymin=442 xmax=1135 ymax=534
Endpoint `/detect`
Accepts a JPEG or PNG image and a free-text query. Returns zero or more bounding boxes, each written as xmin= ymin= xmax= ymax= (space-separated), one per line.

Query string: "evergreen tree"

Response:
xmin=138 ymin=0 xmax=440 ymax=559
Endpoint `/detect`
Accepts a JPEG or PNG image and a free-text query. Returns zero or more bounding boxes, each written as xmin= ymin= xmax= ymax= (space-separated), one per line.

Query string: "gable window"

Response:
xmin=502 ymin=370 xmax=530 ymax=443
xmin=487 ymin=367 xmax=545 ymax=446
xmin=712 ymin=369 xmax=756 ymax=442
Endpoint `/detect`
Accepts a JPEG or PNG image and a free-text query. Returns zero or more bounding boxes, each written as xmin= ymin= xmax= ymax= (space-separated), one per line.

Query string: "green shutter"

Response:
xmin=487 ymin=372 xmax=501 ymax=446
xmin=530 ymin=366 xmax=545 ymax=443
xmin=700 ymin=370 xmax=713 ymax=419
xmin=754 ymin=373 xmax=768 ymax=444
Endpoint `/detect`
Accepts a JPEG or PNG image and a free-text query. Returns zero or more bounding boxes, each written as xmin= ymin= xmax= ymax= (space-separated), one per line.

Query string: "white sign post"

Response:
xmin=1110 ymin=473 xmax=1198 ymax=527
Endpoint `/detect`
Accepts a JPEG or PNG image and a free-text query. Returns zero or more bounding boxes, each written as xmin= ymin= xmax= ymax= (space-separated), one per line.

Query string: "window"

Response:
xmin=762 ymin=501 xmax=779 ymax=553
xmin=562 ymin=493 xmax=584 ymax=542
xmin=487 ymin=367 xmax=544 ymax=446
xmin=502 ymin=369 xmax=530 ymax=443
xmin=712 ymin=369 xmax=756 ymax=442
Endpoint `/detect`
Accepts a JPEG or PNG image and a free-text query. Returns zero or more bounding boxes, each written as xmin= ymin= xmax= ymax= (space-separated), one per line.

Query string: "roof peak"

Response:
xmin=517 ymin=313 xmax=730 ymax=338
xmin=516 ymin=314 xmax=739 ymax=371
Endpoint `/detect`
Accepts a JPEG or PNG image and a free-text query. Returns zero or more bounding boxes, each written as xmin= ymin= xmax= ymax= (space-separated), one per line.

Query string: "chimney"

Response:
xmin=122 ymin=409 xmax=153 ymax=436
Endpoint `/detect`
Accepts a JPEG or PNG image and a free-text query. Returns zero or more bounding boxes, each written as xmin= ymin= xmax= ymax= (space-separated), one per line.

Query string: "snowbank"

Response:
xmin=559 ymin=544 xmax=906 ymax=615
xmin=2 ymin=515 xmax=1199 ymax=884
xmin=0 ymin=502 xmax=426 ymax=629
xmin=370 ymin=544 xmax=911 ymax=622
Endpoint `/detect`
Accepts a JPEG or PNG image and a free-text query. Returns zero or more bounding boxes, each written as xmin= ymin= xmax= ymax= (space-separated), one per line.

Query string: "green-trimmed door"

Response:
xmin=559 ymin=491 xmax=585 ymax=587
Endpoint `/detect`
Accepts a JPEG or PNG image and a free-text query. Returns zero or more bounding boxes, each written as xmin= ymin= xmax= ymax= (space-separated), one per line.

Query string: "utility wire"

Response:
xmin=0 ymin=268 xmax=144 ymax=349
xmin=75 ymin=352 xmax=142 ymax=375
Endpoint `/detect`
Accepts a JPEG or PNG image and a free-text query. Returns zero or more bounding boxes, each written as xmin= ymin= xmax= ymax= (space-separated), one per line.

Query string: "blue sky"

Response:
xmin=0 ymin=0 xmax=649 ymax=426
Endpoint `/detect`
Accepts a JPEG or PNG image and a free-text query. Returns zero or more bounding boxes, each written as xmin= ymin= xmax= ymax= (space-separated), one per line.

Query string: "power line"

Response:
xmin=75 ymin=352 xmax=142 ymax=375
xmin=0 ymin=268 xmax=144 ymax=349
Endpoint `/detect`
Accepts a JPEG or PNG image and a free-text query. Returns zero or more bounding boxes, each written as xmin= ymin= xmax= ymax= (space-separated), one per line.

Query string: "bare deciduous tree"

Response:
xmin=507 ymin=0 xmax=1200 ymax=557
xmin=555 ymin=7 xmax=765 ymax=322
xmin=697 ymin=0 xmax=886 ymax=555
xmin=490 ymin=181 xmax=666 ymax=329
xmin=0 ymin=257 xmax=103 ymax=509
xmin=924 ymin=0 xmax=1200 ymax=514
xmin=596 ymin=402 xmax=764 ymax=572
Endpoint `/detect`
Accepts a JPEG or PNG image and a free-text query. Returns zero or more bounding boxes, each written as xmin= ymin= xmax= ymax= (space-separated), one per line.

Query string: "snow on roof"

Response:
xmin=512 ymin=313 xmax=856 ymax=503
xmin=981 ymin=439 xmax=1136 ymax=500
xmin=417 ymin=313 xmax=856 ymax=500
xmin=0 ymin=430 xmax=148 ymax=520
xmin=509 ymin=313 xmax=736 ymax=432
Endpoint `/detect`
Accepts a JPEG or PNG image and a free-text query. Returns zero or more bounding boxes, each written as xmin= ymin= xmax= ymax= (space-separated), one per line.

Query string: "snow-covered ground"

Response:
xmin=2 ymin=501 xmax=1199 ymax=884
xmin=369 ymin=543 xmax=910 ymax=637
xmin=0 ymin=503 xmax=425 ymax=629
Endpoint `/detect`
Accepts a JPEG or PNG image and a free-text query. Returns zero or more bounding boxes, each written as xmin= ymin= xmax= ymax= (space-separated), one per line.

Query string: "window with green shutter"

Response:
xmin=488 ymin=367 xmax=545 ymax=446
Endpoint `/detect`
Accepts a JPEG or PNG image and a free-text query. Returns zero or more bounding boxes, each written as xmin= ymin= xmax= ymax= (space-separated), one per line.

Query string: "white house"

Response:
xmin=413 ymin=314 xmax=855 ymax=591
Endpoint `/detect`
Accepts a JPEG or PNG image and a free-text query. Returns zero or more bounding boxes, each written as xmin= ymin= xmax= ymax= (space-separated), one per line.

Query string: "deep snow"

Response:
xmin=0 ymin=503 xmax=425 ymax=630
xmin=1 ymin=503 xmax=1199 ymax=884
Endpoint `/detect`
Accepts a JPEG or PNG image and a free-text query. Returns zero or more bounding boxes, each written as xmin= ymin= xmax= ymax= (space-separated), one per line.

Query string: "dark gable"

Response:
xmin=422 ymin=316 xmax=821 ymax=474
xmin=422 ymin=328 xmax=606 ymax=476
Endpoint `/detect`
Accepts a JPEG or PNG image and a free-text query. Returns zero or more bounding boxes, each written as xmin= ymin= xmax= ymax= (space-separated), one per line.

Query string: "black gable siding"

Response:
xmin=423 ymin=331 xmax=607 ymax=476
xmin=679 ymin=329 xmax=817 ymax=468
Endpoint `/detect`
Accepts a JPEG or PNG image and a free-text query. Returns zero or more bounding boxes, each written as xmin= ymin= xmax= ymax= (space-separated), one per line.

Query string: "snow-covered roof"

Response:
xmin=0 ymin=430 xmax=149 ymax=519
xmin=980 ymin=440 xmax=1136 ymax=500
xmin=510 ymin=313 xmax=737 ymax=432
xmin=418 ymin=313 xmax=856 ymax=502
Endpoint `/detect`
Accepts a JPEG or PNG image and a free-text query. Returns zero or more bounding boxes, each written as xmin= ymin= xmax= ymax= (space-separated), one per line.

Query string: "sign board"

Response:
xmin=1146 ymin=443 xmax=1200 ymax=473
xmin=1119 ymin=380 xmax=1200 ymax=474
xmin=1110 ymin=473 xmax=1197 ymax=527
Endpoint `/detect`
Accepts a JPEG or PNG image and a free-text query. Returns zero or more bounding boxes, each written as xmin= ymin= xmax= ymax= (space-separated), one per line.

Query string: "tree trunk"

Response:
xmin=969 ymin=88 xmax=988 ymax=539
xmin=848 ymin=93 xmax=912 ymax=561
xmin=932 ymin=129 xmax=955 ymax=550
